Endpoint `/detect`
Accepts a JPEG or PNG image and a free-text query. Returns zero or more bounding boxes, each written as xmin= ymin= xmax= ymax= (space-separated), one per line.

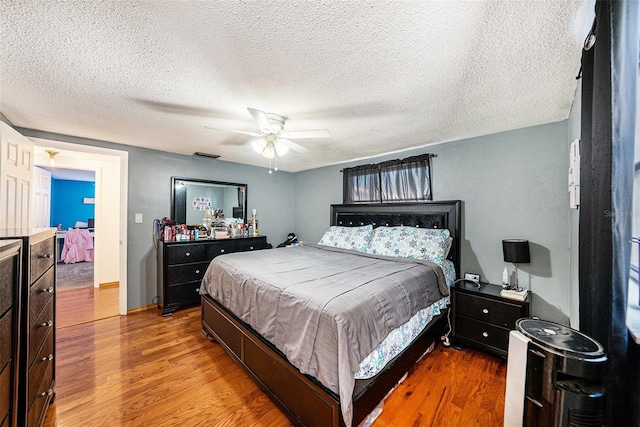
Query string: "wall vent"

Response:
xmin=193 ymin=152 xmax=220 ymax=159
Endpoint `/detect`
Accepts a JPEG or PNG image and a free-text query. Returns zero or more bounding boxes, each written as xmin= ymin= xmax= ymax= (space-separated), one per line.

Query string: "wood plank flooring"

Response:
xmin=56 ymin=284 xmax=119 ymax=328
xmin=43 ymin=307 xmax=507 ymax=427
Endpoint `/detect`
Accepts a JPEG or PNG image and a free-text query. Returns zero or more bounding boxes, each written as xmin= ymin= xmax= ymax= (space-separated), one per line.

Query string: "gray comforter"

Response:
xmin=200 ymin=244 xmax=448 ymax=427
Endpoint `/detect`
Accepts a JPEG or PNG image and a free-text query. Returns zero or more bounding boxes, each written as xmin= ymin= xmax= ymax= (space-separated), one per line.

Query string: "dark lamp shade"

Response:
xmin=503 ymin=239 xmax=530 ymax=264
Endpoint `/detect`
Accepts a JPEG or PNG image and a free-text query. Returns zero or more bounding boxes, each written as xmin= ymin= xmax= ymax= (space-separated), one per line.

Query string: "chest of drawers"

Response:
xmin=157 ymin=236 xmax=268 ymax=316
xmin=1 ymin=228 xmax=57 ymax=427
xmin=0 ymin=240 xmax=21 ymax=427
xmin=452 ymin=282 xmax=530 ymax=358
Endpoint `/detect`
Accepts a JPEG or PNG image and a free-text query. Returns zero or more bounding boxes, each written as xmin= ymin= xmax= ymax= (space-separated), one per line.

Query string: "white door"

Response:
xmin=32 ymin=166 xmax=51 ymax=227
xmin=0 ymin=122 xmax=33 ymax=229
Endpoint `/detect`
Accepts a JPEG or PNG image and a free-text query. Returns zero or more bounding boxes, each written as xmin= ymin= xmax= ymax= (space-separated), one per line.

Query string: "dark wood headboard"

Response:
xmin=330 ymin=201 xmax=462 ymax=279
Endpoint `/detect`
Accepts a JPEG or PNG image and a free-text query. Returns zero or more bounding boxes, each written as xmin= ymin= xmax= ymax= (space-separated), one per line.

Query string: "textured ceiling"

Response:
xmin=0 ymin=1 xmax=595 ymax=173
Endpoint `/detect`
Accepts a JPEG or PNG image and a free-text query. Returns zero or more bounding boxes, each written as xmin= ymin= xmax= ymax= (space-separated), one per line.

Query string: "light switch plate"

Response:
xmin=135 ymin=213 xmax=143 ymax=223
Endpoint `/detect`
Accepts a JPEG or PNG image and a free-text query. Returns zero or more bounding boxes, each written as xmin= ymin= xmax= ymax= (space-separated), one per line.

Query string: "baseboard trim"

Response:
xmin=100 ymin=281 xmax=119 ymax=289
xmin=127 ymin=304 xmax=157 ymax=314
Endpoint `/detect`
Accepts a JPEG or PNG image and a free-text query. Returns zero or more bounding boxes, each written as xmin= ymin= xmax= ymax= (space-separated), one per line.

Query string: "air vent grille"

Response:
xmin=193 ymin=152 xmax=220 ymax=159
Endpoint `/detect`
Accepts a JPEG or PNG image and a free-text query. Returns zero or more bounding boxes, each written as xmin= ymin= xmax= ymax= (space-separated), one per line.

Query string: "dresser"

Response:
xmin=157 ymin=236 xmax=268 ymax=316
xmin=452 ymin=282 xmax=530 ymax=358
xmin=1 ymin=228 xmax=57 ymax=427
xmin=0 ymin=240 xmax=21 ymax=427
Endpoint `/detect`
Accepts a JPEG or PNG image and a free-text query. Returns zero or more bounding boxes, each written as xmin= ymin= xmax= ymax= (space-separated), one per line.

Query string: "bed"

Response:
xmin=200 ymin=201 xmax=461 ymax=427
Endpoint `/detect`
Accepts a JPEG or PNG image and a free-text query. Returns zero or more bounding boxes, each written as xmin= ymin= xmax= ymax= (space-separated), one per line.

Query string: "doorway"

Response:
xmin=32 ymin=140 xmax=128 ymax=326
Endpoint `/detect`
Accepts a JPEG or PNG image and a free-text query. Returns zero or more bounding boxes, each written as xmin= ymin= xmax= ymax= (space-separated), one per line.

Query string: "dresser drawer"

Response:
xmin=206 ymin=241 xmax=237 ymax=258
xmin=28 ymin=301 xmax=54 ymax=367
xmin=26 ymin=364 xmax=53 ymax=427
xmin=0 ymin=309 xmax=14 ymax=371
xmin=455 ymin=292 xmax=522 ymax=327
xmin=29 ymin=267 xmax=54 ymax=327
xmin=167 ymin=282 xmax=202 ymax=306
xmin=236 ymin=237 xmax=265 ymax=252
xmin=0 ymin=360 xmax=11 ymax=420
xmin=0 ymin=255 xmax=17 ymax=316
xmin=28 ymin=330 xmax=54 ymax=409
xmin=165 ymin=243 xmax=206 ymax=264
xmin=30 ymin=238 xmax=55 ymax=282
xmin=455 ymin=315 xmax=510 ymax=352
xmin=166 ymin=261 xmax=209 ymax=284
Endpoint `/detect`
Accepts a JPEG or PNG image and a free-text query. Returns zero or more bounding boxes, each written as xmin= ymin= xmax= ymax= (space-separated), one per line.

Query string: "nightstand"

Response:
xmin=452 ymin=282 xmax=530 ymax=358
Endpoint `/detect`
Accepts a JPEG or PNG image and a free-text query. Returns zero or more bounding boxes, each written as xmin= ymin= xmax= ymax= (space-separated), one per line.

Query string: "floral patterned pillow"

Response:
xmin=318 ymin=225 xmax=373 ymax=252
xmin=367 ymin=226 xmax=451 ymax=264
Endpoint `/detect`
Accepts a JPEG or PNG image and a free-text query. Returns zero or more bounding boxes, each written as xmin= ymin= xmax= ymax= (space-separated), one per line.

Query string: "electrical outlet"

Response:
xmin=135 ymin=213 xmax=143 ymax=223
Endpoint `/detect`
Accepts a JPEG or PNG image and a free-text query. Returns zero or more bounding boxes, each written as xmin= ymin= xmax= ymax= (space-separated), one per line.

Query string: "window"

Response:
xmin=342 ymin=154 xmax=434 ymax=204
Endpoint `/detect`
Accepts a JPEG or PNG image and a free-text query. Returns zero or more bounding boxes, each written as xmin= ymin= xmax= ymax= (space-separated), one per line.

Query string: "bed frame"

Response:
xmin=201 ymin=201 xmax=462 ymax=427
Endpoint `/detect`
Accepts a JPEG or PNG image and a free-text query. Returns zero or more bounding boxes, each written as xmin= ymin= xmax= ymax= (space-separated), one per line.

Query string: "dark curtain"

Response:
xmin=379 ymin=155 xmax=432 ymax=202
xmin=342 ymin=164 xmax=381 ymax=203
xmin=343 ymin=154 xmax=433 ymax=203
xmin=579 ymin=1 xmax=638 ymax=425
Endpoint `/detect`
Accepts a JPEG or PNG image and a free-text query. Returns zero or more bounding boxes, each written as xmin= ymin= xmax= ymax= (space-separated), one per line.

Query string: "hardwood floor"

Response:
xmin=56 ymin=284 xmax=119 ymax=328
xmin=43 ymin=307 xmax=507 ymax=427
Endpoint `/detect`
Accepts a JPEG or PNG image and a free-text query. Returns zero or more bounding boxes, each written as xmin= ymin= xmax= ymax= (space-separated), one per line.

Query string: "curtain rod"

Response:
xmin=339 ymin=153 xmax=437 ymax=172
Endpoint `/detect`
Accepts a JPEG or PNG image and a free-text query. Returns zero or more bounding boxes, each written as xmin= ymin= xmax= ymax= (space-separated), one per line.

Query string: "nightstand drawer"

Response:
xmin=455 ymin=316 xmax=510 ymax=352
xmin=456 ymin=292 xmax=523 ymax=327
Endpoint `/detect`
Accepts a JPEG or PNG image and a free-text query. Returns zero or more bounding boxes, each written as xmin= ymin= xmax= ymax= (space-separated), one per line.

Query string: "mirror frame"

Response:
xmin=171 ymin=177 xmax=247 ymax=224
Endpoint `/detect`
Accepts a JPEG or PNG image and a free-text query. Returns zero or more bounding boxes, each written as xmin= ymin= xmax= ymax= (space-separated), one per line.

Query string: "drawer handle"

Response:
xmin=482 ymin=308 xmax=489 ymax=314
xmin=529 ymin=349 xmax=547 ymax=359
xmin=482 ymin=332 xmax=489 ymax=338
xmin=195 ymin=269 xmax=200 ymax=274
xmin=196 ymin=287 xmax=200 ymax=293
xmin=40 ymin=253 xmax=54 ymax=259
xmin=41 ymin=320 xmax=54 ymax=328
xmin=42 ymin=287 xmax=54 ymax=293
xmin=41 ymin=389 xmax=54 ymax=397
xmin=42 ymin=354 xmax=54 ymax=362
xmin=185 ymin=252 xmax=191 ymax=256
xmin=249 ymin=246 xmax=254 ymax=250
xmin=526 ymin=396 xmax=544 ymax=408
xmin=220 ymin=249 xmax=225 ymax=253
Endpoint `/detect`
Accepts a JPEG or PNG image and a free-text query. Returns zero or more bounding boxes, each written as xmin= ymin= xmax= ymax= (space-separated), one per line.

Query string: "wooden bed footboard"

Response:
xmin=201 ymin=294 xmax=449 ymax=427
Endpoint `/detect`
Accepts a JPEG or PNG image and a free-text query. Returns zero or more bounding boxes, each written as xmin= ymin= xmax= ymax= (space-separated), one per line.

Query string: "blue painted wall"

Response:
xmin=51 ymin=179 xmax=95 ymax=230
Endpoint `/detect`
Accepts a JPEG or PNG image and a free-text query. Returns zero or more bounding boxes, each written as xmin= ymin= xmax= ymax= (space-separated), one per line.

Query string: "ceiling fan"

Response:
xmin=206 ymin=107 xmax=330 ymax=171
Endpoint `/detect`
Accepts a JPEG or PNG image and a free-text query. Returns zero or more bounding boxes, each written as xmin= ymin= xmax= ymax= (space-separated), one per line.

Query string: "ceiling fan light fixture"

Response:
xmin=251 ymin=138 xmax=266 ymax=154
xmin=262 ymin=143 xmax=276 ymax=159
xmin=45 ymin=149 xmax=59 ymax=167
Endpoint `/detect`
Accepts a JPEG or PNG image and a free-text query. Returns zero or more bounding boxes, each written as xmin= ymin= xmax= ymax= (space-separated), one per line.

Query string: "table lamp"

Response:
xmin=502 ymin=239 xmax=530 ymax=290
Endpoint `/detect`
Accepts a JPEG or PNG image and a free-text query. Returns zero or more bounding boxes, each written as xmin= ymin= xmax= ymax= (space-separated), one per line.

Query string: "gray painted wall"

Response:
xmin=293 ymin=121 xmax=572 ymax=324
xmin=17 ymin=128 xmax=295 ymax=310
xmin=18 ymin=121 xmax=574 ymax=323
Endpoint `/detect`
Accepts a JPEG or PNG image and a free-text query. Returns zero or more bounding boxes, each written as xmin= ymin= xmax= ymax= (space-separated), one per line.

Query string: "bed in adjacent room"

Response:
xmin=199 ymin=201 xmax=461 ymax=427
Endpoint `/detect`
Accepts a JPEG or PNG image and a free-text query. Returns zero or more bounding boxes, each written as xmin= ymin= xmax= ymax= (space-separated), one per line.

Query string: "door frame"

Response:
xmin=32 ymin=139 xmax=128 ymax=315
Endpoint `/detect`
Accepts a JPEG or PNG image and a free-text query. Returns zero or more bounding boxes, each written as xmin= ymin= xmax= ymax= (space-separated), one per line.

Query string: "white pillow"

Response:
xmin=367 ymin=226 xmax=450 ymax=264
xmin=318 ymin=225 xmax=373 ymax=252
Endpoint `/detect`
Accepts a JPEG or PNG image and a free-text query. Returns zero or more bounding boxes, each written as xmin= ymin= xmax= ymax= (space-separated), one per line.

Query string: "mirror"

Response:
xmin=171 ymin=177 xmax=247 ymax=225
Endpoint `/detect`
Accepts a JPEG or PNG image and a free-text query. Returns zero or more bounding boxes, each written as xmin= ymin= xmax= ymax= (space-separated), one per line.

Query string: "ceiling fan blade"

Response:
xmin=278 ymin=138 xmax=310 ymax=154
xmin=247 ymin=107 xmax=274 ymax=134
xmin=204 ymin=126 xmax=262 ymax=137
xmin=279 ymin=129 xmax=331 ymax=139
